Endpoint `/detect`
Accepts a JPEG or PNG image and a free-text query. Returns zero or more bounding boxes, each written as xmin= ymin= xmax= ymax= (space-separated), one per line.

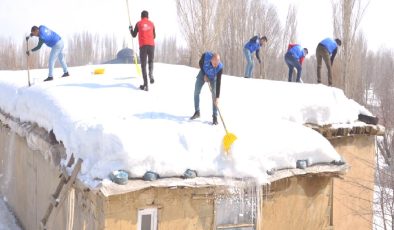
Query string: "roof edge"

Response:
xmin=98 ymin=164 xmax=348 ymax=197
xmin=305 ymin=123 xmax=385 ymax=139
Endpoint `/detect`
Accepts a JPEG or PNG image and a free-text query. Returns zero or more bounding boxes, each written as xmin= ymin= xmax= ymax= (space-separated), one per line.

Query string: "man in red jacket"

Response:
xmin=130 ymin=10 xmax=156 ymax=91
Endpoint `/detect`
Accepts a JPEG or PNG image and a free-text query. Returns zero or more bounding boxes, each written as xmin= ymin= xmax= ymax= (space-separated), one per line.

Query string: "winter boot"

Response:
xmin=149 ymin=76 xmax=154 ymax=84
xmin=139 ymin=84 xmax=148 ymax=91
xmin=43 ymin=77 xmax=53 ymax=82
xmin=190 ymin=111 xmax=200 ymax=120
xmin=61 ymin=72 xmax=69 ymax=77
xmin=212 ymin=115 xmax=218 ymax=125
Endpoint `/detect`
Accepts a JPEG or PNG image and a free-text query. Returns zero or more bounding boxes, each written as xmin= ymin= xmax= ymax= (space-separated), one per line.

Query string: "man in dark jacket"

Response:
xmin=190 ymin=52 xmax=223 ymax=125
xmin=285 ymin=44 xmax=308 ymax=82
xmin=129 ymin=10 xmax=156 ymax=91
xmin=26 ymin=25 xmax=69 ymax=81
xmin=243 ymin=35 xmax=267 ymax=78
xmin=316 ymin=38 xmax=341 ymax=86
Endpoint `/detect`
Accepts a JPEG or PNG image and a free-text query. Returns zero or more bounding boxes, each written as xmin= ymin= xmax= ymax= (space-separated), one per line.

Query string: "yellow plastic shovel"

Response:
xmin=208 ymin=82 xmax=237 ymax=155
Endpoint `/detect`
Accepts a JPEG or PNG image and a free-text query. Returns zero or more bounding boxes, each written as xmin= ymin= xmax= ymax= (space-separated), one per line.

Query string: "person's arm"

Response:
xmin=199 ymin=53 xmax=205 ymax=71
xmin=299 ymin=56 xmax=305 ymax=65
xmin=255 ymin=49 xmax=261 ymax=63
xmin=130 ymin=23 xmax=139 ymax=38
xmin=330 ymin=48 xmax=337 ymax=65
xmin=153 ymin=26 xmax=156 ymax=39
xmin=215 ymin=69 xmax=222 ymax=98
xmin=31 ymin=38 xmax=44 ymax=52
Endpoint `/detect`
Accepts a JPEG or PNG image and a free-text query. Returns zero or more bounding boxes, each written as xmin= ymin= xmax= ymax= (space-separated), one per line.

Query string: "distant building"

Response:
xmin=104 ymin=48 xmax=139 ymax=64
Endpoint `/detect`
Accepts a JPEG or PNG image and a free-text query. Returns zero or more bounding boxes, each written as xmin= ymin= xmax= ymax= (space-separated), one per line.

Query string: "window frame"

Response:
xmin=137 ymin=207 xmax=158 ymax=230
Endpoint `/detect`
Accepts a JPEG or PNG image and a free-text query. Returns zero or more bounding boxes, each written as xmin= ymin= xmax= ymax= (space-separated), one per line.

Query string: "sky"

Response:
xmin=271 ymin=0 xmax=394 ymax=52
xmin=0 ymin=0 xmax=393 ymax=53
xmin=0 ymin=63 xmax=372 ymax=188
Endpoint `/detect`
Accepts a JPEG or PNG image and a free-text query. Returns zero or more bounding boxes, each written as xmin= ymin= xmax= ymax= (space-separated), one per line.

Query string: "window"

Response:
xmin=215 ymin=188 xmax=257 ymax=230
xmin=137 ymin=208 xmax=158 ymax=230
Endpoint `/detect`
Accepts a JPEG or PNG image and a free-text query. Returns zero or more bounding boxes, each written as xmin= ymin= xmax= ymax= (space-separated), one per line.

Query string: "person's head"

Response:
xmin=304 ymin=48 xmax=309 ymax=55
xmin=141 ymin=10 xmax=149 ymax=19
xmin=30 ymin=26 xmax=39 ymax=37
xmin=260 ymin=36 xmax=268 ymax=45
xmin=211 ymin=53 xmax=221 ymax=68
xmin=335 ymin=38 xmax=342 ymax=46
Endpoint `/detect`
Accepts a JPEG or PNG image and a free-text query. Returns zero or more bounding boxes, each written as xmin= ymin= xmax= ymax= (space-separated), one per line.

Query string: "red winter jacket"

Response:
xmin=131 ymin=18 xmax=156 ymax=47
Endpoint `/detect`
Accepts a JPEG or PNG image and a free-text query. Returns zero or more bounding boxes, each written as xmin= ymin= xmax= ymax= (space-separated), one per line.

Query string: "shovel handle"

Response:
xmin=208 ymin=82 xmax=228 ymax=133
xmin=26 ymin=37 xmax=31 ymax=87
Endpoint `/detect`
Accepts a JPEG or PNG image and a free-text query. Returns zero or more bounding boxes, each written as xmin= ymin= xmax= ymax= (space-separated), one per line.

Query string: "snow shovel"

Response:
xmin=126 ymin=0 xmax=142 ymax=77
xmin=208 ymin=82 xmax=237 ymax=155
xmin=26 ymin=36 xmax=31 ymax=86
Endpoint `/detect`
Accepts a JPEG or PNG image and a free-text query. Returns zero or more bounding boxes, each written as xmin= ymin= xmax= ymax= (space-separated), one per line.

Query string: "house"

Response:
xmin=0 ymin=64 xmax=384 ymax=229
xmin=103 ymin=48 xmax=139 ymax=64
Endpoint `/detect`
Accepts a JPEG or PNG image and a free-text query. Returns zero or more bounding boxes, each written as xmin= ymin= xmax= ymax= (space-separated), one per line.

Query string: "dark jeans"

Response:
xmin=285 ymin=52 xmax=302 ymax=82
xmin=140 ymin=45 xmax=155 ymax=85
xmin=194 ymin=70 xmax=218 ymax=116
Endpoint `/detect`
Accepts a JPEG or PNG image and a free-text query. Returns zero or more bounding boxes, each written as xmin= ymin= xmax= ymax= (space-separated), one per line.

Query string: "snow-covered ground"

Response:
xmin=0 ymin=63 xmax=372 ymax=187
xmin=0 ymin=197 xmax=21 ymax=230
xmin=373 ymin=184 xmax=393 ymax=230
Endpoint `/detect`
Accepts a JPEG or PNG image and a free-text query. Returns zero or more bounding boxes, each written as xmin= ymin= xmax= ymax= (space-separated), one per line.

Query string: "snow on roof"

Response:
xmin=0 ymin=63 xmax=372 ymax=187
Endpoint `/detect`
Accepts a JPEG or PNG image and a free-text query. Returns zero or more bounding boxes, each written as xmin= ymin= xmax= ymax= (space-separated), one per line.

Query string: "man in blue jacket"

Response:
xmin=26 ymin=25 xmax=69 ymax=81
xmin=243 ymin=35 xmax=267 ymax=78
xmin=190 ymin=52 xmax=223 ymax=125
xmin=316 ymin=38 xmax=341 ymax=86
xmin=285 ymin=44 xmax=308 ymax=82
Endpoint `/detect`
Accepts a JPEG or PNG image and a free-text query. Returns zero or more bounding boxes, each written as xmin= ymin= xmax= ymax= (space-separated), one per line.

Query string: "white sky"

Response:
xmin=0 ymin=63 xmax=371 ymax=187
xmin=271 ymin=0 xmax=394 ymax=52
xmin=0 ymin=0 xmax=392 ymax=52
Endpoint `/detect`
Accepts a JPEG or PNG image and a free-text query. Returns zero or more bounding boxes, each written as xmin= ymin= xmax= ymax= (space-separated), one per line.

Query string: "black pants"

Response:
xmin=140 ymin=45 xmax=155 ymax=85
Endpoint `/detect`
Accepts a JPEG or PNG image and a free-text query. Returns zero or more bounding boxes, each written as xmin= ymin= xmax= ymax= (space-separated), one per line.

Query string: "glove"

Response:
xmin=129 ymin=25 xmax=133 ymax=31
xmin=25 ymin=36 xmax=30 ymax=41
xmin=26 ymin=50 xmax=30 ymax=56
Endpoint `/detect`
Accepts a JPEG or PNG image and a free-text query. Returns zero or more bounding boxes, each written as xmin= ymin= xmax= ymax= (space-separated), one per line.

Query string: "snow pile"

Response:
xmin=0 ymin=197 xmax=21 ymax=230
xmin=0 ymin=64 xmax=371 ymax=186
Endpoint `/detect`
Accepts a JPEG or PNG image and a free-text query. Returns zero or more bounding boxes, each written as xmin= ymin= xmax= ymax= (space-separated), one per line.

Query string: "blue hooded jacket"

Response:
xmin=201 ymin=52 xmax=223 ymax=80
xmin=319 ymin=38 xmax=337 ymax=55
xmin=244 ymin=36 xmax=261 ymax=53
xmin=288 ymin=45 xmax=306 ymax=60
xmin=38 ymin=25 xmax=61 ymax=47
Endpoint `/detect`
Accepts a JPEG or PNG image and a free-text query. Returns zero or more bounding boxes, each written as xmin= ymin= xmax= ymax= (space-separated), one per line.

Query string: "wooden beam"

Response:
xmin=40 ymin=158 xmax=82 ymax=230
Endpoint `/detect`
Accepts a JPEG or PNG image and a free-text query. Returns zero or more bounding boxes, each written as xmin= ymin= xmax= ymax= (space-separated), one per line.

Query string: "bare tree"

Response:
xmin=175 ymin=0 xmax=283 ymax=79
xmin=99 ymin=34 xmax=119 ymax=64
xmin=253 ymin=2 xmax=283 ymax=80
xmin=364 ymin=48 xmax=394 ymax=230
xmin=280 ymin=4 xmax=298 ymax=81
xmin=67 ymin=32 xmax=120 ymax=66
xmin=156 ymin=36 xmax=179 ymax=64
xmin=67 ymin=32 xmax=96 ymax=66
xmin=282 ymin=4 xmax=298 ymax=53
xmin=349 ymin=32 xmax=369 ymax=103
xmin=175 ymin=0 xmax=220 ymax=66
xmin=216 ymin=0 xmax=249 ymax=76
xmin=331 ymin=0 xmax=370 ymax=97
